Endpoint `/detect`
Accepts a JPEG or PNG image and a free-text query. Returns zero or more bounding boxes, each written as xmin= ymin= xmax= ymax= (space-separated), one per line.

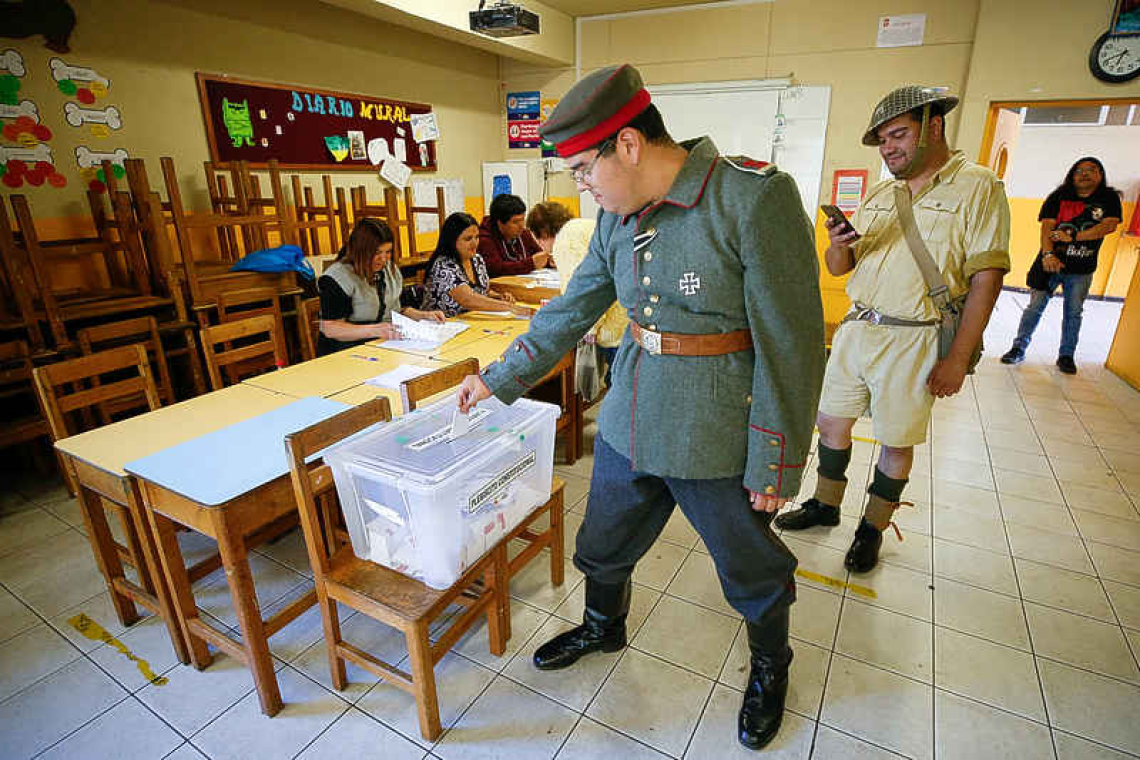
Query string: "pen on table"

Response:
xmin=350 ymin=354 xmax=381 ymax=362
xmin=482 ymin=329 xmax=508 ymax=335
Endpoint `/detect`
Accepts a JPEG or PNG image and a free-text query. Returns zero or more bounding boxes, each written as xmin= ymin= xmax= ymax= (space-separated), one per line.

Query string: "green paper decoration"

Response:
xmin=58 ymin=79 xmax=77 ymax=96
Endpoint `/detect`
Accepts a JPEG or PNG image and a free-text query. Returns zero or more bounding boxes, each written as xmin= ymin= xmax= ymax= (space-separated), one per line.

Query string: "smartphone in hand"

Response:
xmin=820 ymin=205 xmax=860 ymax=240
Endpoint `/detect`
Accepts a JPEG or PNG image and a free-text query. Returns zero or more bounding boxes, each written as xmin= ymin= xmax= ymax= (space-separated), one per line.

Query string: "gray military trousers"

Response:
xmin=573 ymin=434 xmax=798 ymax=626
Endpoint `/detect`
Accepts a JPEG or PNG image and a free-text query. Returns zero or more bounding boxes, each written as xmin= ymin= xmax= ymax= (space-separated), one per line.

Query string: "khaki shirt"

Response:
xmin=847 ymin=152 xmax=1011 ymax=321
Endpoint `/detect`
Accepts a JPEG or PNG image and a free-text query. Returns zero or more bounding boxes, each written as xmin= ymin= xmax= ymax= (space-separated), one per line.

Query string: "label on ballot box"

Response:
xmin=324 ymin=393 xmax=559 ymax=589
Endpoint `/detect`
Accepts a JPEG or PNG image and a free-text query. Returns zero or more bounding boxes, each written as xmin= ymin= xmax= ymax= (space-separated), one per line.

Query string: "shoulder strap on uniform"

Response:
xmin=893 ymin=184 xmax=951 ymax=310
xmin=723 ymin=156 xmax=776 ymax=176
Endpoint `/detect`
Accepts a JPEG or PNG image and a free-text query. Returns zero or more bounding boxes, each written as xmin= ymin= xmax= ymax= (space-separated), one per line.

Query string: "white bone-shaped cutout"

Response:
xmin=0 ymin=49 xmax=25 ymax=77
xmin=75 ymin=146 xmax=127 ymax=169
xmin=49 ymin=57 xmax=110 ymax=87
xmin=0 ymin=143 xmax=53 ymax=163
xmin=65 ymin=103 xmax=121 ymax=129
xmin=0 ymin=100 xmax=39 ymax=123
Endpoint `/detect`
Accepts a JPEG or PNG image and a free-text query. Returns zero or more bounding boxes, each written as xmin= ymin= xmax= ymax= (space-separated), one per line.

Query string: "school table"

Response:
xmin=124 ymin=396 xmax=351 ymax=716
xmin=52 ymin=383 xmax=298 ymax=667
xmin=241 ymin=343 xmax=437 ymax=399
xmin=489 ymin=275 xmax=561 ymax=303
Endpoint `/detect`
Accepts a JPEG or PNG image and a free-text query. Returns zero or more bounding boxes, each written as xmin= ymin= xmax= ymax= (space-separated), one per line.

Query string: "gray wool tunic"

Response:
xmin=481 ymin=137 xmax=826 ymax=498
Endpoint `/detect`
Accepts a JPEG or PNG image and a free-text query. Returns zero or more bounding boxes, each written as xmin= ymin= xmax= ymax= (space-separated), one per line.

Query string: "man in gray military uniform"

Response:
xmin=457 ymin=64 xmax=825 ymax=750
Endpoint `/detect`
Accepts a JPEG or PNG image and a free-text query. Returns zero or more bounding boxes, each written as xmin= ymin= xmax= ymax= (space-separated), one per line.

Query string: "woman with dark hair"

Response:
xmin=317 ymin=217 xmax=443 ymax=355
xmin=1001 ymin=157 xmax=1122 ymax=374
xmin=423 ymin=212 xmax=532 ymax=317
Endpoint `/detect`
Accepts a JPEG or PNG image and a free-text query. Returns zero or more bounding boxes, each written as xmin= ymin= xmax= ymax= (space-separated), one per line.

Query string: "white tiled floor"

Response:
xmin=2 ymin=291 xmax=1139 ymax=759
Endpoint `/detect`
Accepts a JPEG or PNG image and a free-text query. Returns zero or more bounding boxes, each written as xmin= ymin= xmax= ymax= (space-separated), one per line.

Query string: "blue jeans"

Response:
xmin=574 ymin=435 xmax=797 ymax=625
xmin=1012 ymin=272 xmax=1093 ymax=358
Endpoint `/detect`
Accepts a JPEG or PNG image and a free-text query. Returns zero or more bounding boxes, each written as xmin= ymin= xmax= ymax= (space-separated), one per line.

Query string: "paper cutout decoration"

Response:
xmin=324 ymin=134 xmax=349 ymax=162
xmin=0 ymin=49 xmax=26 ymax=77
xmin=75 ymin=145 xmax=127 ymax=168
xmin=0 ymin=73 xmax=20 ymax=105
xmin=222 ymin=98 xmax=254 ymax=147
xmin=347 ymin=130 xmax=366 ymax=160
xmin=50 ymin=57 xmax=110 ymax=87
xmin=89 ymin=123 xmax=109 ymax=138
xmin=64 ymin=102 xmax=121 ymax=129
xmin=366 ymin=137 xmax=388 ymax=165
xmin=1 ymin=3 xmax=77 ymax=53
xmin=379 ymin=155 xmax=411 ymax=189
xmin=393 ymin=137 xmax=407 ymax=163
xmin=2 ymin=115 xmax=49 ymax=143
xmin=0 ymin=98 xmax=37 ymax=121
xmin=75 ymin=146 xmax=127 ymax=193
xmin=0 ymin=146 xmax=65 ymax=189
xmin=409 ymin=112 xmax=440 ymax=143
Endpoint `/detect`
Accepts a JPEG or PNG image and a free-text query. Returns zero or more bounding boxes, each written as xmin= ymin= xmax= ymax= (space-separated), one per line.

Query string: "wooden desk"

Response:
xmin=53 ymin=384 xmax=296 ymax=668
xmin=491 ymin=275 xmax=561 ymax=303
xmin=125 ymin=397 xmax=350 ymax=716
xmin=241 ymin=345 xmax=437 ymax=398
xmin=364 ymin=315 xmax=527 ymax=357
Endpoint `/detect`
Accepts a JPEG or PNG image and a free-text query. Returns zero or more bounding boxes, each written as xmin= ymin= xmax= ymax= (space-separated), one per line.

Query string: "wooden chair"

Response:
xmin=298 ymin=297 xmax=321 ymax=362
xmin=0 ymin=339 xmax=51 ymax=453
xmin=77 ymin=316 xmax=176 ymax=405
xmin=283 ymin=398 xmax=509 ymax=741
xmin=399 ymin=359 xmax=566 ymax=588
xmin=289 ymin=175 xmax=341 ymax=257
xmin=0 ymin=201 xmax=48 ymax=352
xmin=33 ymin=343 xmax=191 ymax=664
xmin=200 ymin=314 xmax=288 ymax=390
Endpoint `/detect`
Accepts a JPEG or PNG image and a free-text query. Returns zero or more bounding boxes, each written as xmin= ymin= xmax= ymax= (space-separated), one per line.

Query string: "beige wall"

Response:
xmin=959 ymin=0 xmax=1140 ymax=161
xmin=7 ymin=0 xmax=502 ymax=229
xmin=503 ymin=0 xmax=980 ymax=204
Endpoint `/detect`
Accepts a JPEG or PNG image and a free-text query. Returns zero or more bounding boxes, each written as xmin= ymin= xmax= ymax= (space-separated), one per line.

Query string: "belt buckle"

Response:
xmin=858 ymin=307 xmax=882 ymax=326
xmin=640 ymin=327 xmax=662 ymax=355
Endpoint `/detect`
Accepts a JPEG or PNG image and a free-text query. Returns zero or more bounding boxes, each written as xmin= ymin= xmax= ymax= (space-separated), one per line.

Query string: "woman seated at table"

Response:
xmin=318 ymin=217 xmax=444 ymax=355
xmin=422 ymin=212 xmax=532 ymax=318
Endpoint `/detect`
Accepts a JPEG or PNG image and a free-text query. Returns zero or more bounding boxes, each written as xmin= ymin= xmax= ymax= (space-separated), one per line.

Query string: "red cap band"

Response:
xmin=555 ymin=89 xmax=652 ymax=158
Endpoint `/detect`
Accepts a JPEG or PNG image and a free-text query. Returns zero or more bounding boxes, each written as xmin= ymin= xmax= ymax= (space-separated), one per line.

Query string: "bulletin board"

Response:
xmin=195 ymin=72 xmax=437 ymax=172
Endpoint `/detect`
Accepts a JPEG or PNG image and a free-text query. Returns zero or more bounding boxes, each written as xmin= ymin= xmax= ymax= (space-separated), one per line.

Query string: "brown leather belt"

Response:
xmin=630 ymin=322 xmax=752 ymax=356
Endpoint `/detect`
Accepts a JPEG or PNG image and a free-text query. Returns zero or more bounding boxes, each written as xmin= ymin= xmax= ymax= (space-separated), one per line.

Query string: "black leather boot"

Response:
xmin=774 ymin=498 xmax=840 ymax=530
xmin=738 ymin=608 xmax=793 ymax=751
xmin=844 ymin=518 xmax=883 ymax=573
xmin=533 ymin=579 xmax=630 ymax=670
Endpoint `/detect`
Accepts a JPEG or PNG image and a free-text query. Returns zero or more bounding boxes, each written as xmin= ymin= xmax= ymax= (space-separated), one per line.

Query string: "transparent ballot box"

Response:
xmin=324 ymin=394 xmax=560 ymax=589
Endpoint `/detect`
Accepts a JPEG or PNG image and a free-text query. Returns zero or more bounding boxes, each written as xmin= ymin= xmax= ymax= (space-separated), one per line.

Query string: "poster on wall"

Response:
xmin=506 ymin=90 xmax=541 ymax=149
xmin=540 ymin=97 xmax=558 ymax=157
xmin=831 ymin=170 xmax=867 ymax=215
xmin=877 ymin=14 xmax=925 ymax=48
xmin=196 ymin=73 xmax=437 ymax=172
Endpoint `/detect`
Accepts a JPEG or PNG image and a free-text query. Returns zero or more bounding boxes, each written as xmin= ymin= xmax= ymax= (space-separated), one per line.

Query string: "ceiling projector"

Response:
xmin=470 ymin=1 xmax=540 ymax=37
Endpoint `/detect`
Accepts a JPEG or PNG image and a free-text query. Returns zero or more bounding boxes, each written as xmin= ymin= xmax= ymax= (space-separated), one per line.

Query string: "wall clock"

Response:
xmin=1090 ymin=0 xmax=1140 ymax=83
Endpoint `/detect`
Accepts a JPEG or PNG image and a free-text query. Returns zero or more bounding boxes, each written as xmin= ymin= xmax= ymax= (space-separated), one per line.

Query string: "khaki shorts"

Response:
xmin=818 ymin=320 xmax=939 ymax=447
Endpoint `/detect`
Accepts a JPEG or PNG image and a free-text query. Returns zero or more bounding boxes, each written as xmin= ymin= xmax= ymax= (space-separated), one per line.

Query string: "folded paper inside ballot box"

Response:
xmin=323 ymin=393 xmax=560 ymax=589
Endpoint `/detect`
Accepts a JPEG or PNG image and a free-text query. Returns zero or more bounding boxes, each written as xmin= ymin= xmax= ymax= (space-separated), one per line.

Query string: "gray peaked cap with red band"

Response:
xmin=539 ymin=64 xmax=653 ymax=158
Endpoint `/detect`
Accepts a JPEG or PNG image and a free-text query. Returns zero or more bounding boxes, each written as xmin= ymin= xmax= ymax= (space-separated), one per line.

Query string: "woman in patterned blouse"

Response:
xmin=423 ymin=213 xmax=533 ymax=317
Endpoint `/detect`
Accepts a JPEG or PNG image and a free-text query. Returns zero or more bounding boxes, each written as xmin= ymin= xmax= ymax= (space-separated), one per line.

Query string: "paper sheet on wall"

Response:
xmin=411 ymin=178 xmax=466 ymax=233
xmin=877 ymin=14 xmax=925 ymax=48
xmin=772 ymin=85 xmax=831 ymax=218
xmin=409 ymin=112 xmax=440 ymax=143
xmin=380 ymin=156 xmax=412 ymax=189
xmin=365 ymin=364 xmax=434 ymax=389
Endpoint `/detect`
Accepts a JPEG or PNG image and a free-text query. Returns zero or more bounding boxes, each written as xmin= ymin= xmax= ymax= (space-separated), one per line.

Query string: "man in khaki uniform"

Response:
xmin=458 ymin=64 xmax=824 ymax=750
xmin=776 ymin=86 xmax=1010 ymax=573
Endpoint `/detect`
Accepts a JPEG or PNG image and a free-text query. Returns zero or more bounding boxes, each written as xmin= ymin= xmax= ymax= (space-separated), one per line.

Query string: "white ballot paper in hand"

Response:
xmin=379 ymin=313 xmax=469 ymax=352
xmin=450 ymin=407 xmax=471 ymax=438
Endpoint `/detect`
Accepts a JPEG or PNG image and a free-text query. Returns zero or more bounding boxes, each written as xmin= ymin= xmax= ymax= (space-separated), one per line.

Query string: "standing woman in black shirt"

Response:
xmin=1001 ymin=157 xmax=1122 ymax=374
xmin=317 ymin=218 xmax=444 ymax=355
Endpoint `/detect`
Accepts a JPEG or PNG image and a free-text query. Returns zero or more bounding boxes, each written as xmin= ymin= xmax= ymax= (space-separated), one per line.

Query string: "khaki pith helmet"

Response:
xmin=862 ymin=85 xmax=959 ymax=146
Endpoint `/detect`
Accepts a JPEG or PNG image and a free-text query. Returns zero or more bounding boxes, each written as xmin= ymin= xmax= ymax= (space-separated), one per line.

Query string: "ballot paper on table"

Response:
xmin=378 ymin=313 xmax=469 ymax=351
xmin=364 ymin=364 xmax=434 ymax=390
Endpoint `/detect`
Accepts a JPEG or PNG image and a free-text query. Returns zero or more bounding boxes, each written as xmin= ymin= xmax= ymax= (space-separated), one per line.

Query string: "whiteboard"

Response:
xmin=579 ymin=81 xmax=830 ymax=220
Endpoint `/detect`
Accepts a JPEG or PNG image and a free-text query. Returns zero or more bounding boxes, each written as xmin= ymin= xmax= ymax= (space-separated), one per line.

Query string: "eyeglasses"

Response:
xmin=570 ymin=137 xmax=615 ymax=184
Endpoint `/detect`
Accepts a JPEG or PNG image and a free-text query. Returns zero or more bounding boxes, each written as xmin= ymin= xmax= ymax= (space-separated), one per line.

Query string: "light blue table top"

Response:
xmin=124 ymin=396 xmax=350 ymax=507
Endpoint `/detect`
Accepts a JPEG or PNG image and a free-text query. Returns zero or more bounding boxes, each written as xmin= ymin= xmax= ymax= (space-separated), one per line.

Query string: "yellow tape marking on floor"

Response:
xmin=68 ymin=613 xmax=169 ymax=686
xmin=795 ymin=569 xmax=877 ymax=599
